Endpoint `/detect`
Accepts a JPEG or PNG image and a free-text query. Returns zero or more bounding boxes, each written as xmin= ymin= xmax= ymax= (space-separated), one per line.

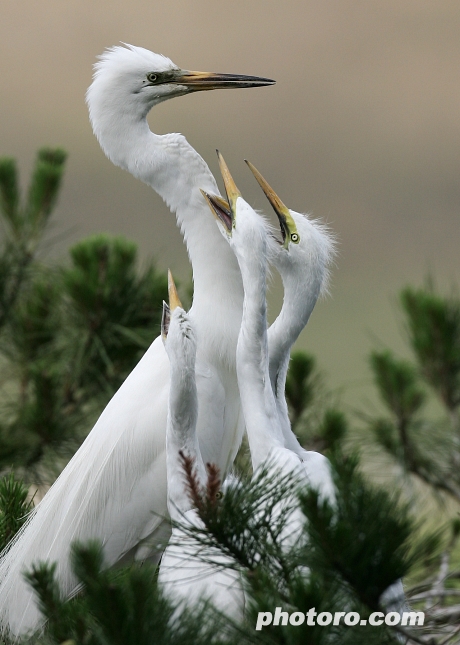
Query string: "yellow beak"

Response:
xmin=216 ymin=151 xmax=242 ymax=217
xmin=171 ymin=69 xmax=275 ymax=91
xmin=245 ymin=160 xmax=300 ymax=247
xmin=168 ymin=269 xmax=182 ymax=311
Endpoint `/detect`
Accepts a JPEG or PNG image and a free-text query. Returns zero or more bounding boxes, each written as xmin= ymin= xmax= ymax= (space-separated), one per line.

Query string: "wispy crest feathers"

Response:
xmin=92 ymin=43 xmax=175 ymax=79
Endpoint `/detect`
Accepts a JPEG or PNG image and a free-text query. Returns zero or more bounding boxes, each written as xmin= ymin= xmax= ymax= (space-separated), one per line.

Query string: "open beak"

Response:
xmin=161 ymin=270 xmax=182 ymax=340
xmin=173 ymin=70 xmax=275 ymax=91
xmin=245 ymin=160 xmax=299 ymax=248
xmin=201 ymin=151 xmax=242 ymax=234
xmin=201 ymin=190 xmax=233 ymax=233
xmin=161 ymin=302 xmax=170 ymax=340
xmin=201 ymin=150 xmax=241 ymax=235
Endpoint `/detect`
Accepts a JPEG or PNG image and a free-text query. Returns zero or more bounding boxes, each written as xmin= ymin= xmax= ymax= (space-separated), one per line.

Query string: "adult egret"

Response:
xmin=158 ymin=272 xmax=243 ymax=618
xmin=0 ymin=45 xmax=274 ymax=637
xmin=246 ymin=161 xmax=337 ymax=502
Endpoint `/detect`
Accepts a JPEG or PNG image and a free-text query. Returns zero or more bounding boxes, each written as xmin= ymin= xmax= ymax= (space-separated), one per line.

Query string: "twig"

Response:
xmin=393 ymin=622 xmax=437 ymax=645
xmin=426 ymin=551 xmax=450 ymax=610
xmin=411 ymin=590 xmax=460 ymax=602
xmin=438 ymin=623 xmax=460 ymax=645
xmin=426 ymin=604 xmax=460 ymax=623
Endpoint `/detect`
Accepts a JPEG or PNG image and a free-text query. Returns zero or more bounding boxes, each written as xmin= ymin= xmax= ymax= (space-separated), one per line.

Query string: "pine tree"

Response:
xmin=367 ymin=283 xmax=460 ymax=639
xmin=0 ymin=151 xmax=169 ymax=482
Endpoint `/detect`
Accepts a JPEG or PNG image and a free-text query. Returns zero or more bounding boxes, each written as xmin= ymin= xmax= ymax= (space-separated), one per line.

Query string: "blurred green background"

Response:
xmin=2 ymin=0 xmax=460 ymax=409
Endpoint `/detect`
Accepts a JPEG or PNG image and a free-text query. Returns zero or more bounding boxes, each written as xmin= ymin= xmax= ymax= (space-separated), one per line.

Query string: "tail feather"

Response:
xmin=0 ymin=337 xmax=169 ymax=637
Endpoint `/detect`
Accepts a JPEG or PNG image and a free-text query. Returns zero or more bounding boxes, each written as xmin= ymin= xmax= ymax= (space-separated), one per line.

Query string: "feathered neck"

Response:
xmin=268 ymin=269 xmax=321 ymax=384
xmin=233 ymin=210 xmax=285 ymax=469
xmin=267 ymin=220 xmax=335 ymax=386
xmin=88 ymin=96 xmax=243 ymax=366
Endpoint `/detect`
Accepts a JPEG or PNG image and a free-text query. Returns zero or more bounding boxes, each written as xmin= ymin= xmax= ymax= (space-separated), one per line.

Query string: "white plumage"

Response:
xmin=203 ymin=155 xmax=311 ymax=553
xmin=158 ymin=276 xmax=243 ymax=618
xmin=0 ymin=45 xmax=273 ymax=637
xmin=158 ymin=152 xmax=339 ymax=619
xmin=246 ymin=161 xmax=337 ymax=503
xmin=241 ymin=164 xmax=407 ymax=614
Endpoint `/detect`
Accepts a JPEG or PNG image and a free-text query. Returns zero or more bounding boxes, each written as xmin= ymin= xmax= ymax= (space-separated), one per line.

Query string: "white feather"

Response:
xmin=158 ymin=306 xmax=243 ymax=619
xmin=0 ymin=44 xmax=252 ymax=637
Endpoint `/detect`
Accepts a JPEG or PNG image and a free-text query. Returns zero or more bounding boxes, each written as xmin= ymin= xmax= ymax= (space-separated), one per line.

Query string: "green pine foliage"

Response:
xmin=23 ymin=542 xmax=224 ymax=645
xmin=16 ymin=455 xmax=435 ymax=645
xmin=369 ymin=289 xmax=460 ymax=502
xmin=300 ymin=451 xmax=438 ymax=608
xmin=285 ymin=352 xmax=317 ymax=430
xmin=365 ymin=284 xmax=460 ymax=640
xmin=0 ymin=472 xmax=34 ymax=552
xmin=285 ymin=352 xmax=347 ymax=454
xmin=0 ymin=151 xmax=168 ymax=482
xmin=401 ymin=286 xmax=460 ymax=415
xmin=63 ymin=235 xmax=168 ymax=395
xmin=0 ymin=149 xmax=66 ymax=328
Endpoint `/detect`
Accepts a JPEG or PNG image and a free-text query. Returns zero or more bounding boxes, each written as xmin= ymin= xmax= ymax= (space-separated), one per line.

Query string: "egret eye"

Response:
xmin=291 ymin=233 xmax=299 ymax=243
xmin=215 ymin=491 xmax=223 ymax=500
xmin=147 ymin=73 xmax=157 ymax=83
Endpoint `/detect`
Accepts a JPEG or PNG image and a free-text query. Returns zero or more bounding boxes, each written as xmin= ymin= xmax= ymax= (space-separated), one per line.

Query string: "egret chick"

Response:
xmin=202 ymin=154 xmax=308 ymax=551
xmin=158 ymin=271 xmax=243 ymax=619
xmin=246 ymin=161 xmax=336 ymax=503
xmin=248 ymin=163 xmax=408 ymax=618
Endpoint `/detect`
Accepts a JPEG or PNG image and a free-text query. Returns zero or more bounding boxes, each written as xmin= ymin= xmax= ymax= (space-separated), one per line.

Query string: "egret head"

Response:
xmin=87 ymin=44 xmax=275 ymax=127
xmin=245 ymin=160 xmax=336 ymax=297
xmin=245 ymin=160 xmax=301 ymax=250
xmin=201 ymin=152 xmax=270 ymax=257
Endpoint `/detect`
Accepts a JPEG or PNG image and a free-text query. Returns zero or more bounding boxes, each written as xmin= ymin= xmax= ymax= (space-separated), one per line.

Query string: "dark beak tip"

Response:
xmin=249 ymin=78 xmax=276 ymax=87
xmin=216 ymin=74 xmax=275 ymax=88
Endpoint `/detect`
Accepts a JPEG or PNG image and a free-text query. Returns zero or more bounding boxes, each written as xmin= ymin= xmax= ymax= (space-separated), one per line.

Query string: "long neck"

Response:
xmin=267 ymin=266 xmax=322 ymax=452
xmin=94 ymin=108 xmax=243 ymax=367
xmin=268 ymin=269 xmax=321 ymax=394
xmin=235 ymin=222 xmax=284 ymax=470
xmin=166 ymin=339 xmax=206 ymax=521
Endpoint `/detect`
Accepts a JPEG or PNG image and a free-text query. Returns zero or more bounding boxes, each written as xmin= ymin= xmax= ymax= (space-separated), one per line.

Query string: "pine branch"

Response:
xmin=401 ymin=286 xmax=460 ymax=416
xmin=179 ymin=449 xmax=204 ymax=512
xmin=205 ymin=462 xmax=221 ymax=508
xmin=0 ymin=472 xmax=34 ymax=551
xmin=0 ymin=158 xmax=19 ymax=228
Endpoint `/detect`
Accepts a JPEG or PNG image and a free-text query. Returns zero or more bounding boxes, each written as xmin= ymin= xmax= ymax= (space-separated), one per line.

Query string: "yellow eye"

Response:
xmin=147 ymin=73 xmax=157 ymax=83
xmin=215 ymin=491 xmax=223 ymax=500
xmin=291 ymin=233 xmax=300 ymax=243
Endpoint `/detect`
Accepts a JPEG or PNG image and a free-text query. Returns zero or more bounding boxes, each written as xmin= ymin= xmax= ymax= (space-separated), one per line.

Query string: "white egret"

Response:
xmin=158 ymin=272 xmax=243 ymax=618
xmin=246 ymin=161 xmax=337 ymax=502
xmin=205 ymin=160 xmax=406 ymax=620
xmin=0 ymin=45 xmax=274 ymax=637
xmin=202 ymin=155 xmax=308 ymax=552
xmin=241 ymin=165 xmax=407 ymax=615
